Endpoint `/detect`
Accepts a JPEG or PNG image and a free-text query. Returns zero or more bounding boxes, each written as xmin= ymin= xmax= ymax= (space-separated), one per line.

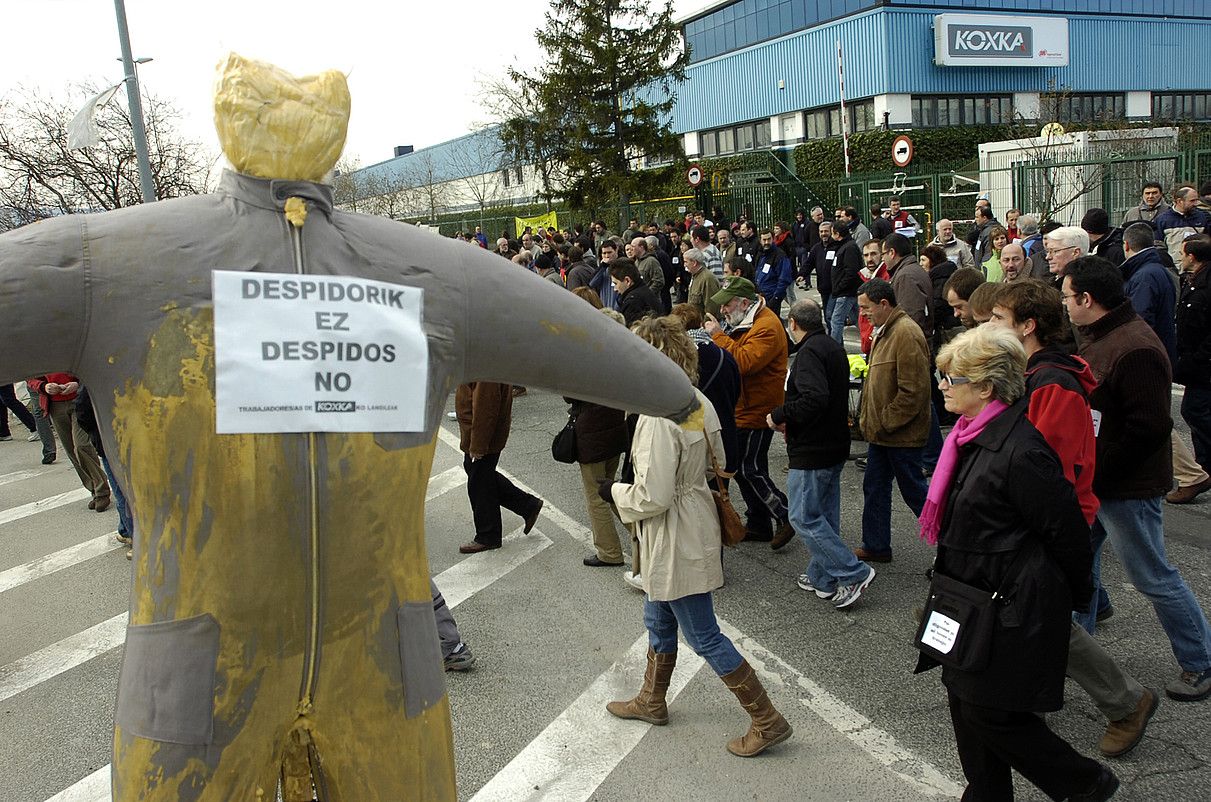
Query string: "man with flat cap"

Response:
xmin=704 ymin=278 xmax=792 ymax=545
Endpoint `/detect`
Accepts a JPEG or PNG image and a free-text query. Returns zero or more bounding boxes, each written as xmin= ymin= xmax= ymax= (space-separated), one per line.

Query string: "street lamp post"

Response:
xmin=113 ymin=0 xmax=156 ymax=203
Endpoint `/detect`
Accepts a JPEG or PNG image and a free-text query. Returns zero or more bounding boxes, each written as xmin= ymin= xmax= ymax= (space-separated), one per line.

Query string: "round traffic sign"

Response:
xmin=892 ymin=135 xmax=914 ymax=168
xmin=687 ymin=164 xmax=703 ymax=187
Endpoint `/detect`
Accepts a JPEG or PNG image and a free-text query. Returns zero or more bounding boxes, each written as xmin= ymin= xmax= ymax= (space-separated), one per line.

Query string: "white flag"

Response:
xmin=67 ymin=84 xmax=122 ymax=150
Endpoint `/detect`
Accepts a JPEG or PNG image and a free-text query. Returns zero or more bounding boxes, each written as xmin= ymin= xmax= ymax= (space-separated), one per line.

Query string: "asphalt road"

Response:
xmin=2 ymin=374 xmax=1210 ymax=801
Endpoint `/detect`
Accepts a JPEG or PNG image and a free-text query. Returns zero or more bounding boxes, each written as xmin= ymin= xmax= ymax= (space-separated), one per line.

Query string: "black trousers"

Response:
xmin=734 ymin=427 xmax=788 ymax=533
xmin=464 ymin=452 xmax=540 ymax=547
xmin=948 ymin=691 xmax=1101 ymax=802
xmin=0 ymin=383 xmax=37 ymax=437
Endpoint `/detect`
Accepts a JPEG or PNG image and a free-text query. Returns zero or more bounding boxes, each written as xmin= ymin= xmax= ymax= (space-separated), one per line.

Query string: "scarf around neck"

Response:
xmin=918 ymin=399 xmax=1009 ymax=546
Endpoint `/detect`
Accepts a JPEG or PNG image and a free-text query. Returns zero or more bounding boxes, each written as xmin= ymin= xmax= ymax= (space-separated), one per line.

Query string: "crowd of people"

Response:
xmin=443 ymin=180 xmax=1211 ymax=799
xmin=5 ymin=180 xmax=1208 ymax=796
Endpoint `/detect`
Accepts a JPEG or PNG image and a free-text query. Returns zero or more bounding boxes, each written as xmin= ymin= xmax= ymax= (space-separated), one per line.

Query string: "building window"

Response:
xmin=756 ymin=119 xmax=772 ymax=148
xmin=698 ymin=118 xmax=777 ymax=155
xmin=502 ymin=169 xmax=511 ymax=188
xmin=1153 ymin=93 xmax=1211 ymax=121
xmin=1040 ymin=93 xmax=1125 ymax=124
xmin=737 ymin=123 xmax=755 ymax=152
xmin=515 ymin=166 xmax=524 ymax=185
xmin=800 ymin=100 xmax=875 ymax=140
xmin=911 ymin=96 xmax=1013 ymax=128
xmin=717 ymin=127 xmax=735 ymax=154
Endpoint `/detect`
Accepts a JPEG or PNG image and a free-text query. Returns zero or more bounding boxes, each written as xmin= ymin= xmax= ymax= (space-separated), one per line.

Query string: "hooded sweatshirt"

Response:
xmin=1024 ymin=348 xmax=1099 ymax=525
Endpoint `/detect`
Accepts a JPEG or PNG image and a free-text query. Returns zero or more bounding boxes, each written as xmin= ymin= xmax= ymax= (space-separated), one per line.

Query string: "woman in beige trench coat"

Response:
xmin=601 ymin=316 xmax=792 ymax=757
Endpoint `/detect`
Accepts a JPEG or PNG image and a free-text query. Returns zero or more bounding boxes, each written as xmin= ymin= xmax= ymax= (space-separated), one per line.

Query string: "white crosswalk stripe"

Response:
xmin=15 ymin=424 xmax=960 ymax=802
xmin=0 ymin=487 xmax=91 ymax=526
xmin=0 ymin=532 xmax=121 ymax=594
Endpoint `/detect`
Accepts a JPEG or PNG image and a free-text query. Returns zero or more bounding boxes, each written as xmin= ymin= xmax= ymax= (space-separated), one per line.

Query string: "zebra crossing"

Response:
xmin=0 ymin=420 xmax=957 ymax=802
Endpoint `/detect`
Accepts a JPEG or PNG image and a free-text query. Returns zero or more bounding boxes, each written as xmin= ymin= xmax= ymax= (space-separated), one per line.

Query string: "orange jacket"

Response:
xmin=711 ymin=305 xmax=788 ymax=428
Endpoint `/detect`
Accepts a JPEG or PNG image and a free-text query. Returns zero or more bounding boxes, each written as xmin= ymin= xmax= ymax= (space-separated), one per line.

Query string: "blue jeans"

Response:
xmin=788 ymin=465 xmax=869 ymax=593
xmin=860 ymin=443 xmax=927 ymax=555
xmin=1182 ymin=384 xmax=1211 ymax=472
xmin=100 ymin=455 xmax=134 ymax=538
xmin=1076 ymin=497 xmax=1211 ymax=673
xmin=830 ymin=295 xmax=858 ymax=344
xmin=922 ymin=403 xmax=943 ymax=473
xmin=645 ymin=592 xmax=743 ymax=676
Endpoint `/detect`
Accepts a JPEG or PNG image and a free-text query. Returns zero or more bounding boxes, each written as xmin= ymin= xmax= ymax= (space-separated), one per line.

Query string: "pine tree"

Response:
xmin=504 ymin=0 xmax=687 ymax=225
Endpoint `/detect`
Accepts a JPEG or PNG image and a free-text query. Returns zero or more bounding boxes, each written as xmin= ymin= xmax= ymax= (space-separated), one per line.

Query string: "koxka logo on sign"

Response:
xmin=949 ymin=25 xmax=1033 ymax=58
xmin=315 ymin=400 xmax=356 ymax=413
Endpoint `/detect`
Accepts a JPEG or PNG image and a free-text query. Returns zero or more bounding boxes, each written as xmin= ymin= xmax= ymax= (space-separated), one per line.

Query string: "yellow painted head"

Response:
xmin=213 ymin=53 xmax=350 ymax=182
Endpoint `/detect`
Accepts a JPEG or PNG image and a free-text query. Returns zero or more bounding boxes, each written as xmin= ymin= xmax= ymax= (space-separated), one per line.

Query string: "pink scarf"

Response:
xmin=918 ymin=400 xmax=1009 ymax=545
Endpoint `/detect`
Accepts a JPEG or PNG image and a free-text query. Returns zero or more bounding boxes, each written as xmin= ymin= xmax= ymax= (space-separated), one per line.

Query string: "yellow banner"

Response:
xmin=515 ymin=212 xmax=558 ymax=238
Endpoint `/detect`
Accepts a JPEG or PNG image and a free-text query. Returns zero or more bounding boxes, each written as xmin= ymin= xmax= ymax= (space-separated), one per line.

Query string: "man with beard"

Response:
xmin=754 ymin=229 xmax=794 ymax=318
xmin=717 ymin=227 xmax=736 ymax=263
xmin=704 ymin=279 xmax=792 ymax=544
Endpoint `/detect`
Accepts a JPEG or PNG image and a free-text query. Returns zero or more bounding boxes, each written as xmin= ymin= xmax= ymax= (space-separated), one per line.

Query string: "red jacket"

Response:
xmin=1024 ymin=349 xmax=1099 ymax=525
xmin=26 ymin=372 xmax=80 ymax=415
xmin=858 ymin=263 xmax=891 ymax=355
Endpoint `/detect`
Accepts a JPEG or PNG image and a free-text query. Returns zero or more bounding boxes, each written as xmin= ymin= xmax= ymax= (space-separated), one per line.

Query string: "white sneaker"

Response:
xmin=27 ymin=432 xmax=40 ymax=442
xmin=623 ymin=571 xmax=644 ymax=592
xmin=446 ymin=411 xmax=457 ymax=419
xmin=795 ymin=574 xmax=835 ymax=599
xmin=832 ymin=567 xmax=876 ymax=609
xmin=0 ymin=435 xmax=11 ymax=441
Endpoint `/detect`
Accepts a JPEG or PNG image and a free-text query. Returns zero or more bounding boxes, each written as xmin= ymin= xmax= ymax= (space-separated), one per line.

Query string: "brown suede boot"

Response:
xmin=606 ymin=648 xmax=676 ymax=725
xmin=721 ymin=659 xmax=792 ymax=756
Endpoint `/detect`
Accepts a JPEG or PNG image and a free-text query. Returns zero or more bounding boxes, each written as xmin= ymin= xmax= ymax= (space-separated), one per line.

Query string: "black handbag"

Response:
xmin=551 ymin=413 xmax=578 ymax=464
xmin=913 ymin=546 xmax=1034 ymax=672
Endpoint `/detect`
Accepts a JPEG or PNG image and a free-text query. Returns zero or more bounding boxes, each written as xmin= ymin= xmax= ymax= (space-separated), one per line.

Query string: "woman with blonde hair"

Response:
xmin=602 ymin=315 xmax=792 ymax=757
xmin=915 ymin=324 xmax=1117 ymax=801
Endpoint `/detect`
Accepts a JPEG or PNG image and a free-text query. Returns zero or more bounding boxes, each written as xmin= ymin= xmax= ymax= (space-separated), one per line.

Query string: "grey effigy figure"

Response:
xmin=0 ymin=55 xmax=697 ymax=801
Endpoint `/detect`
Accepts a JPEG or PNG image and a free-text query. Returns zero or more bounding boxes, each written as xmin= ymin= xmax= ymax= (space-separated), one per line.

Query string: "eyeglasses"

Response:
xmin=1061 ymin=292 xmax=1083 ymax=303
xmin=940 ymin=374 xmax=972 ymax=386
xmin=1045 ymin=246 xmax=1077 ymax=257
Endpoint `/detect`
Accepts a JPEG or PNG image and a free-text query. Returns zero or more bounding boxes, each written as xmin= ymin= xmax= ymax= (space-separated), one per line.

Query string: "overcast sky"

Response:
xmin=2 ymin=0 xmax=705 ymax=169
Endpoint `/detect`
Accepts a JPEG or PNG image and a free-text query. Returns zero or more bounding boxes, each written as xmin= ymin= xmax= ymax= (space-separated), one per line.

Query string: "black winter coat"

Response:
xmin=565 ymin=399 xmax=628 ymax=464
xmin=618 ymin=282 xmax=661 ymax=327
xmin=916 ymin=401 xmax=1093 ymax=713
xmin=696 ymin=340 xmax=741 ymax=473
xmin=928 ymin=259 xmax=959 ymax=334
xmin=1176 ymin=267 xmax=1211 ymax=388
xmin=830 ymin=238 xmax=864 ymax=297
xmin=770 ymin=330 xmax=850 ymax=469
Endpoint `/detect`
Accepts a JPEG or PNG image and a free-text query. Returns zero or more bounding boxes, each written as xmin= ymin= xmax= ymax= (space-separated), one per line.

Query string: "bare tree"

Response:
xmin=478 ymin=75 xmax=567 ymax=211
xmin=363 ymin=170 xmax=422 ymax=220
xmin=332 ymin=156 xmax=367 ymax=212
xmin=446 ymin=128 xmax=506 ymax=220
xmin=397 ymin=150 xmax=450 ymax=223
xmin=0 ymin=85 xmax=212 ymax=231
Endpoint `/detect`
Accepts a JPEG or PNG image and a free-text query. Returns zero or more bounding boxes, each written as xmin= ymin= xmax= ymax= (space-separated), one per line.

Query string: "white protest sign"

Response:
xmin=921 ymin=611 xmax=960 ymax=655
xmin=212 ymin=271 xmax=428 ymax=433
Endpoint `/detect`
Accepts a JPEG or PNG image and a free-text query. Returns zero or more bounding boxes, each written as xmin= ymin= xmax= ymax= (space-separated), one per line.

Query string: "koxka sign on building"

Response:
xmin=934 ymin=14 xmax=1068 ymax=67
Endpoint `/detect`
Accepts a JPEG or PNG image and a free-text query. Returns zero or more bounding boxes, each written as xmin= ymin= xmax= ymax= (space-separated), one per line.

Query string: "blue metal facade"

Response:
xmin=684 ymin=0 xmax=1208 ymax=63
xmin=674 ymin=7 xmax=1211 ymax=133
